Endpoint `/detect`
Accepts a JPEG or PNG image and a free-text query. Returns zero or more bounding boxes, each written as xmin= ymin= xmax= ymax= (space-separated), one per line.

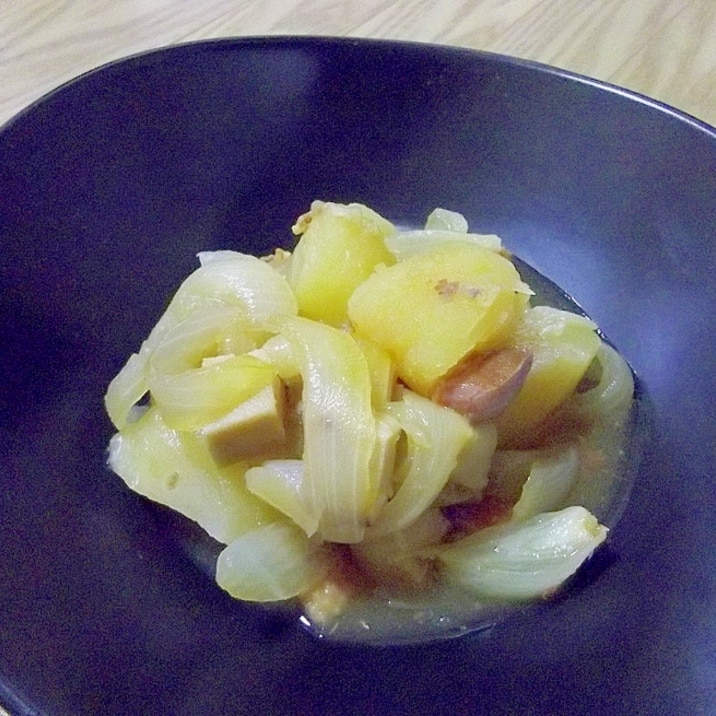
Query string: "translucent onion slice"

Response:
xmin=435 ymin=422 xmax=498 ymax=507
xmin=106 ymin=253 xmax=297 ymax=430
xmin=573 ymin=342 xmax=635 ymax=419
xmin=386 ymin=230 xmax=503 ymax=261
xmin=250 ymin=334 xmax=301 ymax=382
xmin=148 ymin=304 xmax=254 ymax=377
xmin=353 ymin=335 xmax=397 ymax=411
xmin=437 ymin=505 xmax=607 ymax=601
xmin=107 ymin=406 xmax=277 ymax=544
xmin=273 ymin=315 xmax=378 ymax=543
xmin=149 ymin=353 xmax=277 ymax=431
xmin=179 ymin=251 xmax=297 ymax=326
xmin=105 ymin=351 xmax=151 ymax=430
xmin=424 ymin=207 xmax=469 ymax=233
xmin=216 ymin=522 xmax=325 ymax=602
xmin=245 ymin=460 xmax=319 ymax=536
xmin=512 ymin=445 xmax=579 ymax=521
xmin=145 ymin=252 xmax=296 ymax=363
xmin=485 ymin=449 xmax=538 ymax=503
xmin=448 ymin=423 xmax=498 ymax=493
xmin=367 ymin=412 xmax=402 ymax=521
xmin=368 ymin=390 xmax=474 ymax=537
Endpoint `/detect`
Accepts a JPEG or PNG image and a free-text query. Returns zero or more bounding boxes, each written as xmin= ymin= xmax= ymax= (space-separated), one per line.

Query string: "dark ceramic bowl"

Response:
xmin=1 ymin=37 xmax=715 ymax=715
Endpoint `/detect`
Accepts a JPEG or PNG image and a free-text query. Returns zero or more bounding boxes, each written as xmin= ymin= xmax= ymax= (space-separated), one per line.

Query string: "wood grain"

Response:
xmin=1 ymin=0 xmax=715 ymax=127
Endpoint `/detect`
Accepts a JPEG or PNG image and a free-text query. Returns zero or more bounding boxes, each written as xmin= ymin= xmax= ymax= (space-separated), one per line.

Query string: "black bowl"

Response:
xmin=1 ymin=37 xmax=715 ymax=715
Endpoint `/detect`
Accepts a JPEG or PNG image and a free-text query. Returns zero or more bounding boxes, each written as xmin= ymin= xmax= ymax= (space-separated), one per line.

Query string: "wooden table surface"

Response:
xmin=1 ymin=0 xmax=715 ymax=129
xmin=0 ymin=1 xmax=714 ymax=714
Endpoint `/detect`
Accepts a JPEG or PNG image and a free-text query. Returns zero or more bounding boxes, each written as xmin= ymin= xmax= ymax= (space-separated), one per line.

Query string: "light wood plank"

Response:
xmin=615 ymin=1 xmax=716 ymax=123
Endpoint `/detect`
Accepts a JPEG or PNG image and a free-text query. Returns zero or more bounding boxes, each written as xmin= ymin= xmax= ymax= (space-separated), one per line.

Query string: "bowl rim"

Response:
xmin=3 ymin=35 xmax=715 ymax=140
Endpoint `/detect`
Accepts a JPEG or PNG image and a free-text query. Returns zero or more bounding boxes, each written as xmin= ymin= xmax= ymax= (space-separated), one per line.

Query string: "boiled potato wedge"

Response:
xmin=288 ymin=201 xmax=396 ymax=327
xmin=348 ymin=245 xmax=531 ymax=395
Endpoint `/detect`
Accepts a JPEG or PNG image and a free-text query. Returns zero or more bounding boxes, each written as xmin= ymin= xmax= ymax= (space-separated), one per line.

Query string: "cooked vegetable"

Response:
xmin=245 ymin=460 xmax=317 ymax=536
xmin=216 ymin=522 xmax=325 ymax=602
xmin=511 ymin=445 xmax=579 ymax=521
xmin=150 ymin=351 xmax=278 ymax=432
xmin=270 ymin=315 xmax=379 ymax=544
xmin=107 ymin=406 xmax=277 ymax=544
xmin=287 ymin=200 xmax=395 ymax=327
xmin=105 ymin=251 xmax=297 ymax=430
xmin=367 ymin=390 xmax=474 ymax=537
xmin=105 ymin=201 xmax=636 ymax=643
xmin=436 ymin=506 xmax=607 ymax=601
xmin=385 ymin=206 xmax=503 ymax=260
xmin=348 ymin=244 xmax=532 ymax=395
xmin=496 ymin=306 xmax=601 ymax=447
xmin=385 ymin=229 xmax=503 ymax=260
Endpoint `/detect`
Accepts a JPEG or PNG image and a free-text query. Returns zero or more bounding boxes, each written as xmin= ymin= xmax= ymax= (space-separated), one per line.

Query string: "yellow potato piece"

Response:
xmin=288 ymin=201 xmax=396 ymax=327
xmin=496 ymin=306 xmax=601 ymax=446
xmin=348 ymin=245 xmax=531 ymax=395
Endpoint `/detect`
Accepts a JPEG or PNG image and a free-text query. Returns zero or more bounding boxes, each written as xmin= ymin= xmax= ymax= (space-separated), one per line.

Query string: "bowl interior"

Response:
xmin=1 ymin=38 xmax=715 ymax=715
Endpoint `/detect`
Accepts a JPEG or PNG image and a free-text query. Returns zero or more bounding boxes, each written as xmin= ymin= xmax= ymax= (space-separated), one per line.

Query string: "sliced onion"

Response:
xmin=274 ymin=315 xmax=378 ymax=543
xmin=385 ymin=230 xmax=502 ymax=261
xmin=447 ymin=423 xmax=498 ymax=494
xmin=368 ymin=390 xmax=474 ymax=537
xmin=149 ymin=353 xmax=276 ymax=431
xmin=139 ymin=253 xmax=293 ymax=361
xmin=171 ymin=251 xmax=297 ymax=327
xmin=250 ymin=333 xmax=301 ymax=382
xmin=216 ymin=522 xmax=326 ymax=602
xmin=105 ymin=351 xmax=150 ymax=430
xmin=245 ymin=460 xmax=318 ymax=536
xmin=106 ymin=253 xmax=296 ymax=429
xmin=512 ymin=445 xmax=579 ymax=521
xmin=437 ymin=505 xmax=607 ymax=600
xmin=148 ymin=304 xmax=255 ymax=377
xmin=107 ymin=406 xmax=277 ymax=544
xmin=573 ymin=342 xmax=635 ymax=419
xmin=424 ymin=207 xmax=469 ymax=233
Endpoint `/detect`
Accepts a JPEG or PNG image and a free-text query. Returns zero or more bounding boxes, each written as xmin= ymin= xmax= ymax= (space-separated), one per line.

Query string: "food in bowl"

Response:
xmin=105 ymin=201 xmax=636 ymax=642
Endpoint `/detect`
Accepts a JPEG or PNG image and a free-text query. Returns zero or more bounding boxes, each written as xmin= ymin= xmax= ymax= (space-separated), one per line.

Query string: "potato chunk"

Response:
xmin=496 ymin=306 xmax=601 ymax=446
xmin=348 ymin=245 xmax=531 ymax=395
xmin=288 ymin=200 xmax=396 ymax=327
